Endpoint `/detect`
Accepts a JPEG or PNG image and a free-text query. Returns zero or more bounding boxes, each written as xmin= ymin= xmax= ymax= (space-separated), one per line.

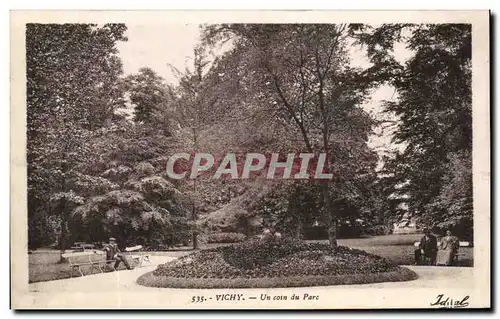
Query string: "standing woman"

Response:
xmin=436 ymin=230 xmax=459 ymax=266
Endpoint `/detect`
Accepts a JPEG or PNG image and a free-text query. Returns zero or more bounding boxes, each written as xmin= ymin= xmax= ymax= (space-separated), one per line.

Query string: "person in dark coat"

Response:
xmin=104 ymin=237 xmax=134 ymax=270
xmin=414 ymin=228 xmax=438 ymax=265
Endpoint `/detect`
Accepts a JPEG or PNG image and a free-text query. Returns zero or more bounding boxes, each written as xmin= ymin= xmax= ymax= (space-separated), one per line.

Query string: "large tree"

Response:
xmin=63 ymin=118 xmax=191 ymax=249
xmin=26 ymin=23 xmax=128 ymax=249
xmin=202 ymin=24 xmax=379 ymax=246
xmin=124 ymin=67 xmax=169 ymax=123
xmin=358 ymin=24 xmax=472 ymax=235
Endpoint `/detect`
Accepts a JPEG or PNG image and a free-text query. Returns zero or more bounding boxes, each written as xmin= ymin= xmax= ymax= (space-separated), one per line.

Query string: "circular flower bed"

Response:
xmin=137 ymin=239 xmax=417 ymax=288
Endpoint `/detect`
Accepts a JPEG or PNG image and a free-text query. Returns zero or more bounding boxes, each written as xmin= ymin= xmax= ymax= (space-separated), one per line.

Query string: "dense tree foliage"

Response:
xmin=26 ymin=23 xmax=473 ymax=251
xmin=202 ymin=24 xmax=380 ymax=245
xmin=358 ymin=24 xmax=472 ymax=237
xmin=70 ymin=123 xmax=191 ymax=249
xmin=124 ymin=67 xmax=169 ymax=123
xmin=27 ymin=23 xmax=128 ymax=249
xmin=26 ymin=24 xmax=190 ymax=251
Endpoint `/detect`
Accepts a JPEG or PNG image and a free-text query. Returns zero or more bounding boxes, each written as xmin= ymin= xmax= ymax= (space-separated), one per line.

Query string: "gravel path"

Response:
xmin=336 ymin=265 xmax=473 ymax=289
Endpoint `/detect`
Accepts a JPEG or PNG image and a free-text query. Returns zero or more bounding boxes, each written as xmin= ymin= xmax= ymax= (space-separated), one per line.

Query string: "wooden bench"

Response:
xmin=70 ymin=243 xmax=95 ymax=253
xmin=61 ymin=251 xmax=107 ymax=277
xmin=411 ymin=241 xmax=470 ymax=265
xmin=124 ymin=245 xmax=151 ymax=268
xmin=94 ymin=245 xmax=151 ymax=271
xmin=62 ymin=245 xmax=152 ymax=277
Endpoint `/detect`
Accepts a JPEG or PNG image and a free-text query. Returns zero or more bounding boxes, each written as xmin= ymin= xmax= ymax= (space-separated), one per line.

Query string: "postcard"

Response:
xmin=10 ymin=10 xmax=490 ymax=309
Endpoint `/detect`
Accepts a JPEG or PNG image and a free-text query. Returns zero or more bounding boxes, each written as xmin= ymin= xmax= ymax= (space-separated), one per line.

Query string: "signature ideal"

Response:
xmin=430 ymin=294 xmax=470 ymax=308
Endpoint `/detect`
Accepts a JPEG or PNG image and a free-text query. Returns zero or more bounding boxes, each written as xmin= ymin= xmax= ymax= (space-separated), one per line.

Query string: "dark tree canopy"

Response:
xmin=359 ymin=24 xmax=472 ymax=235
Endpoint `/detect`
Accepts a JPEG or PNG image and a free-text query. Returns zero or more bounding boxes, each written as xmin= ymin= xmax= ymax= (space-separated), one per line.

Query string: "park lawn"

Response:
xmin=30 ymin=252 xmax=79 ymax=283
xmin=28 ymin=250 xmax=193 ymax=283
xmin=29 ymin=234 xmax=473 ymax=283
xmin=29 ymin=251 xmax=122 ymax=283
xmin=338 ymin=233 xmax=424 ymax=246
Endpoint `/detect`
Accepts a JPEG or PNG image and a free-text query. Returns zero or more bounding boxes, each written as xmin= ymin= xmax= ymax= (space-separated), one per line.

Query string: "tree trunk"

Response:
xmin=59 ymin=216 xmax=67 ymax=262
xmin=328 ymin=216 xmax=338 ymax=247
xmin=192 ymin=234 xmax=198 ymax=250
xmin=192 ymin=128 xmax=198 ymax=250
xmin=315 ymin=61 xmax=337 ymax=247
xmin=295 ymin=216 xmax=302 ymax=240
xmin=322 ymin=183 xmax=337 ymax=247
xmin=192 ymin=201 xmax=198 ymax=250
xmin=192 ymin=232 xmax=198 ymax=250
xmin=291 ymin=210 xmax=302 ymax=240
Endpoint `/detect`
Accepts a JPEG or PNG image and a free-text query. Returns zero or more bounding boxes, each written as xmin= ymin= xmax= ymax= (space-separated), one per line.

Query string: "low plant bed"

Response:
xmin=137 ymin=239 xmax=418 ymax=288
xmin=206 ymin=232 xmax=246 ymax=244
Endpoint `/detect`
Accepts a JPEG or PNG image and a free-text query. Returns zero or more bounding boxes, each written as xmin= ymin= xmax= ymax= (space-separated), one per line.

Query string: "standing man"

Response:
xmin=104 ymin=237 xmax=134 ymax=270
xmin=414 ymin=228 xmax=438 ymax=265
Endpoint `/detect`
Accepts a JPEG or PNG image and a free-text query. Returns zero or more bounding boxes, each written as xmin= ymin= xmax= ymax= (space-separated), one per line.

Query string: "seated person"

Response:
xmin=436 ymin=230 xmax=459 ymax=266
xmin=104 ymin=237 xmax=134 ymax=270
xmin=414 ymin=228 xmax=437 ymax=265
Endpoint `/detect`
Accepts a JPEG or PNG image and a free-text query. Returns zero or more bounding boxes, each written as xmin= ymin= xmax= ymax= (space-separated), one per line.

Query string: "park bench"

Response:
xmin=61 ymin=250 xmax=107 ymax=277
xmin=62 ymin=245 xmax=152 ymax=277
xmin=70 ymin=242 xmax=95 ymax=252
xmin=411 ymin=241 xmax=470 ymax=265
xmin=98 ymin=245 xmax=151 ymax=271
xmin=124 ymin=245 xmax=151 ymax=268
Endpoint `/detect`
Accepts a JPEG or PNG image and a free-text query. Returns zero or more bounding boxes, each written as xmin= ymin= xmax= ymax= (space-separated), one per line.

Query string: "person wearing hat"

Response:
xmin=104 ymin=237 xmax=134 ymax=270
xmin=414 ymin=228 xmax=438 ymax=265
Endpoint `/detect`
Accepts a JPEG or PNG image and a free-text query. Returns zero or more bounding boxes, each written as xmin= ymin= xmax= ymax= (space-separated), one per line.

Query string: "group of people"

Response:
xmin=414 ymin=229 xmax=460 ymax=266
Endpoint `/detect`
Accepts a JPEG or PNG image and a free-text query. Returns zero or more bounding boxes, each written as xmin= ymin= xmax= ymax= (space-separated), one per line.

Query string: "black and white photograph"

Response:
xmin=10 ymin=10 xmax=490 ymax=309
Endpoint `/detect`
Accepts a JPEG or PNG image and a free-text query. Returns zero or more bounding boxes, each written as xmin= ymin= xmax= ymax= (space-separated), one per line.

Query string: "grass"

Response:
xmin=137 ymin=267 xmax=418 ymax=289
xmin=336 ymin=233 xmax=425 ymax=246
xmin=334 ymin=234 xmax=474 ymax=267
xmin=28 ymin=251 xmax=155 ymax=283
xmin=29 ymin=234 xmax=473 ymax=283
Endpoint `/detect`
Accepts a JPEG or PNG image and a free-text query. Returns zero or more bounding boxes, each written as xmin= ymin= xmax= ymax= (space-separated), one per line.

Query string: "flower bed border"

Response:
xmin=137 ymin=266 xmax=418 ymax=289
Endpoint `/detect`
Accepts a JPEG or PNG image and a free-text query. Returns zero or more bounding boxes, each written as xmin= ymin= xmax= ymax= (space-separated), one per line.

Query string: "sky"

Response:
xmin=116 ymin=25 xmax=412 ymax=164
xmin=117 ymin=24 xmax=202 ymax=85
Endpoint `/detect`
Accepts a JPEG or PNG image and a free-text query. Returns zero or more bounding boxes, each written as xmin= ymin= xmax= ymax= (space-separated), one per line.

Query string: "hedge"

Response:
xmin=207 ymin=232 xmax=246 ymax=243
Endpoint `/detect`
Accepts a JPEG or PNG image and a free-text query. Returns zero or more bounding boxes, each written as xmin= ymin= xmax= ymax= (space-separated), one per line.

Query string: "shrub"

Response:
xmin=207 ymin=232 xmax=246 ymax=243
xmin=302 ymin=226 xmax=328 ymax=240
xmin=363 ymin=225 xmax=393 ymax=236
